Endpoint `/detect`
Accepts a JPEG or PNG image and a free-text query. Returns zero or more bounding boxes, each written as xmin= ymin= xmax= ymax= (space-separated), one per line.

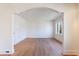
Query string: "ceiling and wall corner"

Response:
xmin=17 ymin=7 xmax=60 ymax=21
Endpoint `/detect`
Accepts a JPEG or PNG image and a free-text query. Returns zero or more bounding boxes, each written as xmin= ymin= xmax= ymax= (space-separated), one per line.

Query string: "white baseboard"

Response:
xmin=26 ymin=37 xmax=53 ymax=38
xmin=0 ymin=50 xmax=14 ymax=54
xmin=63 ymin=50 xmax=78 ymax=55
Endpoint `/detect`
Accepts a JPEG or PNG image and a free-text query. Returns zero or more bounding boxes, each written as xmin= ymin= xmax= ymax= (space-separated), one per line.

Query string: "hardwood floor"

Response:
xmin=14 ymin=38 xmax=63 ymax=56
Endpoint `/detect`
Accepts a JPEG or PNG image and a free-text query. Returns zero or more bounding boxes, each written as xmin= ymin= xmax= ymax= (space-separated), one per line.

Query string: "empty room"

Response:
xmin=0 ymin=3 xmax=79 ymax=56
xmin=13 ymin=7 xmax=64 ymax=56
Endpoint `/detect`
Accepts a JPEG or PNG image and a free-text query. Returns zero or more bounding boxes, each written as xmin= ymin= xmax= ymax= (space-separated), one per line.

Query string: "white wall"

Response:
xmin=63 ymin=4 xmax=79 ymax=54
xmin=13 ymin=15 xmax=53 ymax=44
xmin=26 ymin=19 xmax=53 ymax=38
xmin=13 ymin=15 xmax=27 ymax=44
xmin=0 ymin=4 xmax=14 ymax=54
xmin=13 ymin=14 xmax=54 ymax=44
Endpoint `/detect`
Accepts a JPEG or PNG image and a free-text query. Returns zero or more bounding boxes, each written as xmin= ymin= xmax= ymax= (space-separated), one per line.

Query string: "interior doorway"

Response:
xmin=13 ymin=7 xmax=64 ymax=56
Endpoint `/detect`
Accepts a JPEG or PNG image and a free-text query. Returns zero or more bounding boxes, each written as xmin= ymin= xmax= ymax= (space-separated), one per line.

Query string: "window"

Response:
xmin=55 ymin=18 xmax=63 ymax=36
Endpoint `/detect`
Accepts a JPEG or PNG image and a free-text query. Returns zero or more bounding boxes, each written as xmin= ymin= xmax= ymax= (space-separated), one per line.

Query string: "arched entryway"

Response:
xmin=13 ymin=7 xmax=64 ymax=56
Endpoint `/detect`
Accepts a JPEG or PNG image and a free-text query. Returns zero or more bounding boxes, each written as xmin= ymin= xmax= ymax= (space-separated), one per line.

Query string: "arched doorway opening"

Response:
xmin=13 ymin=7 xmax=64 ymax=56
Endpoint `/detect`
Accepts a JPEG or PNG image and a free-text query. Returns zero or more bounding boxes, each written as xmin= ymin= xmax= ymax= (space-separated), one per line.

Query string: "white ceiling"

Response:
xmin=17 ymin=7 xmax=61 ymax=21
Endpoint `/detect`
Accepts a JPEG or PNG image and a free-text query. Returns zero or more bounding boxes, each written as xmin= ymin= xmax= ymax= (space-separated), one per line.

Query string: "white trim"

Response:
xmin=63 ymin=50 xmax=78 ymax=54
xmin=0 ymin=50 xmax=14 ymax=54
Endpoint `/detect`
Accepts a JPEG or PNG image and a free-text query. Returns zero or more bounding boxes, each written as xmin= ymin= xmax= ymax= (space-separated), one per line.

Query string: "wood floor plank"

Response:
xmin=14 ymin=38 xmax=63 ymax=56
